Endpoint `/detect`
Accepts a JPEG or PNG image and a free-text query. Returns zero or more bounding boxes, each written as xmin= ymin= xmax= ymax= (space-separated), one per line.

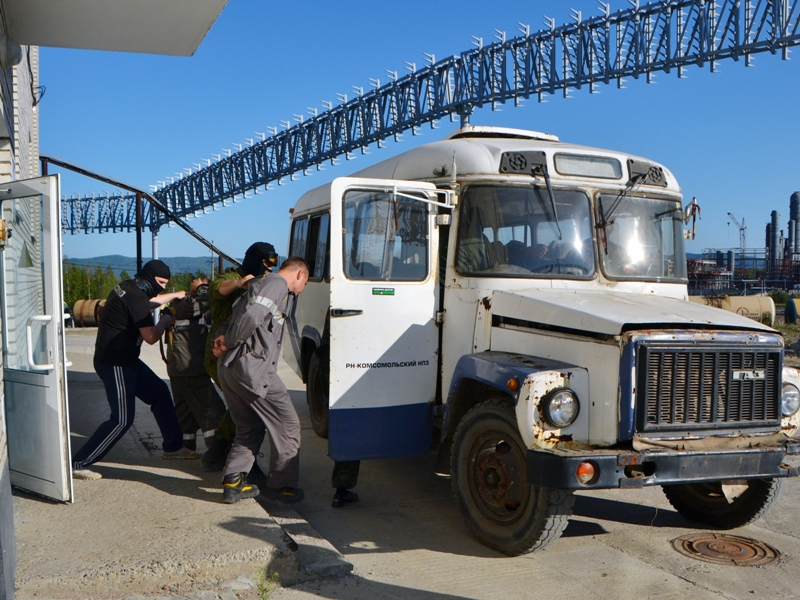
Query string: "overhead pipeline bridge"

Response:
xmin=60 ymin=0 xmax=800 ymax=235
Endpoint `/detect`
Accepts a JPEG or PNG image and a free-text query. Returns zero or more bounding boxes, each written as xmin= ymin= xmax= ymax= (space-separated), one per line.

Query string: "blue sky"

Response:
xmin=41 ymin=0 xmax=800 ymax=263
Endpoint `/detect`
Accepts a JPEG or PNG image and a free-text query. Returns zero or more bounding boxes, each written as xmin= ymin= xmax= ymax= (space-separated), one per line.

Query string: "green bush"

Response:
xmin=769 ymin=290 xmax=790 ymax=306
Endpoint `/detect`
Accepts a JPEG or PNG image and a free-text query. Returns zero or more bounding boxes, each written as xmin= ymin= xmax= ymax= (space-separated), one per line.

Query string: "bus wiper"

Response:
xmin=527 ymin=153 xmax=562 ymax=240
xmin=600 ymin=172 xmax=645 ymax=225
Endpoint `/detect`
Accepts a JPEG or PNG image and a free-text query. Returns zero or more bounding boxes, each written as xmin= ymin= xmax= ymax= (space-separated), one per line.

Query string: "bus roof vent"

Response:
xmin=446 ymin=126 xmax=559 ymax=143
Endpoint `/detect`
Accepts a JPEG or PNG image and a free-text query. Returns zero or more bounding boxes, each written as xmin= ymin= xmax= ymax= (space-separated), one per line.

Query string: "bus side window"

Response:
xmin=308 ymin=213 xmax=329 ymax=281
xmin=290 ymin=217 xmax=308 ymax=260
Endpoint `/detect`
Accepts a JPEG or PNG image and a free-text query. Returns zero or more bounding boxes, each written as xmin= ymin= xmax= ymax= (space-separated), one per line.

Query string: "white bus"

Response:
xmin=283 ymin=126 xmax=800 ymax=555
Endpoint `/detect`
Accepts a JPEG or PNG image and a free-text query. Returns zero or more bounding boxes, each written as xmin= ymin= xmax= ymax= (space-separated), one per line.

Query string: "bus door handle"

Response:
xmin=26 ymin=315 xmax=55 ymax=371
xmin=331 ymin=308 xmax=363 ymax=318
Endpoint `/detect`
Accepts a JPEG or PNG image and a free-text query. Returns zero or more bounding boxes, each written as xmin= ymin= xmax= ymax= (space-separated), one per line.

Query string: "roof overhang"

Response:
xmin=3 ymin=0 xmax=229 ymax=56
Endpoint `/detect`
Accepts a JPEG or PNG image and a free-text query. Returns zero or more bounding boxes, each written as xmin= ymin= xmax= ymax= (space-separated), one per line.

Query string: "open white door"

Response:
xmin=1 ymin=175 xmax=72 ymax=502
xmin=327 ymin=177 xmax=444 ymax=460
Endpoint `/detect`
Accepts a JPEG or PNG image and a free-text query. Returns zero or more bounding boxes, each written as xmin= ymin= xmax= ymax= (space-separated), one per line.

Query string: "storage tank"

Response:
xmin=688 ymin=295 xmax=775 ymax=327
xmin=727 ymin=250 xmax=735 ymax=273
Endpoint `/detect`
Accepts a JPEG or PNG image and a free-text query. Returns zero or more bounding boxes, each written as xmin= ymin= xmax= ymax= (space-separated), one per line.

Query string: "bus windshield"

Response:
xmin=597 ymin=195 xmax=687 ymax=281
xmin=456 ymin=184 xmax=594 ymax=278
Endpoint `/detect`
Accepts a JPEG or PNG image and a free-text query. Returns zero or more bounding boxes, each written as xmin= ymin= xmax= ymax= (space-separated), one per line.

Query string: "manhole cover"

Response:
xmin=672 ymin=533 xmax=780 ymax=566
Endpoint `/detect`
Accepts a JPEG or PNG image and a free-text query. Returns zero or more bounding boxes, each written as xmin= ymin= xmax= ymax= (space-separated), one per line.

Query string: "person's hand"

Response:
xmin=159 ymin=314 xmax=174 ymax=330
xmin=174 ymin=290 xmax=187 ymax=300
xmin=212 ymin=335 xmax=227 ymax=357
xmin=240 ymin=274 xmax=255 ymax=289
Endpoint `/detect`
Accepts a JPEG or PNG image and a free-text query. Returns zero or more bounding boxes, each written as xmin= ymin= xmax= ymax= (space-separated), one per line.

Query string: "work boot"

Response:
xmin=201 ymin=431 xmax=231 ymax=472
xmin=222 ymin=472 xmax=260 ymax=504
xmin=332 ymin=487 xmax=359 ymax=508
xmin=264 ymin=486 xmax=305 ymax=504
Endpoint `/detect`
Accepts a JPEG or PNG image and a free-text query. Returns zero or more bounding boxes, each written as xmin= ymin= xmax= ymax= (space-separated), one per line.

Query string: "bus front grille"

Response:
xmin=636 ymin=344 xmax=782 ymax=432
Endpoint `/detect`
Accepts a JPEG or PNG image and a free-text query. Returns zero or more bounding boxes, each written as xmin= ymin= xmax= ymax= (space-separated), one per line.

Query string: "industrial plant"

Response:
xmin=689 ymin=192 xmax=800 ymax=294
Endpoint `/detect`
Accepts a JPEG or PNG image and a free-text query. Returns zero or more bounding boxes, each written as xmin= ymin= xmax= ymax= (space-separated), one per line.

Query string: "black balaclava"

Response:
xmin=241 ymin=242 xmax=278 ymax=277
xmin=136 ymin=259 xmax=171 ymax=298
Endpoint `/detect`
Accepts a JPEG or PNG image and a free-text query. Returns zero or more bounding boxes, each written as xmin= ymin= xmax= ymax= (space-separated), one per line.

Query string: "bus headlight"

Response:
xmin=543 ymin=388 xmax=580 ymax=428
xmin=782 ymin=383 xmax=800 ymax=417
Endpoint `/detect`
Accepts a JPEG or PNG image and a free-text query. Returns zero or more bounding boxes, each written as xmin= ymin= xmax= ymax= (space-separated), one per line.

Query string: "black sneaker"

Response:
xmin=332 ymin=488 xmax=359 ymax=508
xmin=265 ymin=486 xmax=305 ymax=504
xmin=222 ymin=472 xmax=260 ymax=504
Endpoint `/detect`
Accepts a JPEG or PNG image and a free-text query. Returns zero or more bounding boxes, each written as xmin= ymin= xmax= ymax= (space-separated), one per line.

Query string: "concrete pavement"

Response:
xmin=12 ymin=328 xmax=350 ymax=600
xmin=12 ymin=327 xmax=800 ymax=599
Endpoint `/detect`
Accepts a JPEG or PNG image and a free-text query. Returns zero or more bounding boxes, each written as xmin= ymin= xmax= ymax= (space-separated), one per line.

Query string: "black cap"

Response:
xmin=242 ymin=242 xmax=278 ymax=276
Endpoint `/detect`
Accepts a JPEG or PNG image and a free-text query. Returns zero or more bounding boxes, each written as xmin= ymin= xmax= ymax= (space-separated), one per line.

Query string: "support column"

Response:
xmin=136 ymin=193 xmax=143 ymax=274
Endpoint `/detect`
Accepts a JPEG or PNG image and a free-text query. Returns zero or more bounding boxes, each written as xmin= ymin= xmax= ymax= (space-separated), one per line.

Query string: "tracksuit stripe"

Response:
xmin=77 ymin=366 xmax=129 ymax=467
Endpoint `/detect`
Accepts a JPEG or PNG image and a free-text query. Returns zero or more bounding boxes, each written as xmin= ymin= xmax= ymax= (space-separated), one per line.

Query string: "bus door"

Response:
xmin=327 ymin=177 xmax=447 ymax=460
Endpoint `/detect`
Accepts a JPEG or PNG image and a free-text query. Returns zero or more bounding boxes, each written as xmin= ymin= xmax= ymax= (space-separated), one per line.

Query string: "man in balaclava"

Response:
xmin=204 ymin=242 xmax=278 ymax=384
xmin=71 ymin=260 xmax=201 ymax=480
xmin=202 ymin=243 xmax=278 ymax=478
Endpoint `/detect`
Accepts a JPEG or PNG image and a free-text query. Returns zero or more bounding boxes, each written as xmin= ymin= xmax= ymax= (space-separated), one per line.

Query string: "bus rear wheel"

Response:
xmin=450 ymin=398 xmax=574 ymax=555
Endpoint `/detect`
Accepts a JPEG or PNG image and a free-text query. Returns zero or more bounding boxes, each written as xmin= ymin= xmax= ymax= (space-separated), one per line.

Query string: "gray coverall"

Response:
xmin=217 ymin=273 xmax=300 ymax=489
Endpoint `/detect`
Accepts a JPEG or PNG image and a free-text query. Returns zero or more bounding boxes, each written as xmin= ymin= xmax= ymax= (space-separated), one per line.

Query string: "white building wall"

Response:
xmin=0 ymin=6 xmax=41 ymax=591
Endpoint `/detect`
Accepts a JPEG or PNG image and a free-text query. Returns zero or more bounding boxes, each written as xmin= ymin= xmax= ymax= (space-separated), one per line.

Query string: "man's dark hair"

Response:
xmin=279 ymin=256 xmax=309 ymax=273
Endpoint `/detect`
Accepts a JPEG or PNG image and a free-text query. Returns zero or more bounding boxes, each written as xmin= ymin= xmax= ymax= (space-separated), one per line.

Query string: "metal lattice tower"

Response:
xmin=62 ymin=0 xmax=800 ymax=235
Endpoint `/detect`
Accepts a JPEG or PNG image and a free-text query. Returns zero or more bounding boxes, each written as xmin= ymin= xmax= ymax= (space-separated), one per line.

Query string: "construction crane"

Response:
xmin=727 ymin=212 xmax=746 ymax=274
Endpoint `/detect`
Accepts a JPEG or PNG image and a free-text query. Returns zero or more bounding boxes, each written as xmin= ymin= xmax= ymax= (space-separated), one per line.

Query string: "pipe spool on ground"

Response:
xmin=72 ymin=299 xmax=106 ymax=327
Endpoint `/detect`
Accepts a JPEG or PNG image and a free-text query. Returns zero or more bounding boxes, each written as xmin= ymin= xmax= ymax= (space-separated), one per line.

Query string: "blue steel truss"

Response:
xmin=62 ymin=0 xmax=800 ymax=234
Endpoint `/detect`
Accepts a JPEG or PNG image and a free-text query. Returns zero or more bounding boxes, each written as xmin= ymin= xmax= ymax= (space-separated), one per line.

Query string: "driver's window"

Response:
xmin=596 ymin=195 xmax=685 ymax=280
xmin=456 ymin=185 xmax=594 ymax=277
xmin=342 ymin=189 xmax=429 ymax=281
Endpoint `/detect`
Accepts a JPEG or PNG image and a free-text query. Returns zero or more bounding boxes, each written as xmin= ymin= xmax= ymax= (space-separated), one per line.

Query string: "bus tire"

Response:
xmin=662 ymin=478 xmax=782 ymax=529
xmin=450 ymin=398 xmax=574 ymax=555
xmin=307 ymin=349 xmax=329 ymax=439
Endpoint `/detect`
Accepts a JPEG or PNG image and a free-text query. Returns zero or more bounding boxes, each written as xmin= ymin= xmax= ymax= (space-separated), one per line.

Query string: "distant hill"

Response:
xmin=64 ymin=255 xmax=239 ymax=277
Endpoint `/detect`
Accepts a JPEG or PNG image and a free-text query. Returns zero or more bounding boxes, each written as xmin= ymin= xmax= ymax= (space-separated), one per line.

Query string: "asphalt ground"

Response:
xmin=11 ymin=327 xmax=800 ymax=599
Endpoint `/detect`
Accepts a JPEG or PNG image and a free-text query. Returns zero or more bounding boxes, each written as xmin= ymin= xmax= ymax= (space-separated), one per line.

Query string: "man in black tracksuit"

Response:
xmin=72 ymin=260 xmax=200 ymax=480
